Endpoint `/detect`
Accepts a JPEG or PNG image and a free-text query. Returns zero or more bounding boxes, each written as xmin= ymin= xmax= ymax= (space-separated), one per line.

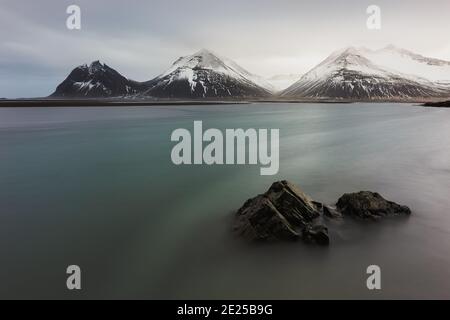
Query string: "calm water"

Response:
xmin=1 ymin=103 xmax=450 ymax=299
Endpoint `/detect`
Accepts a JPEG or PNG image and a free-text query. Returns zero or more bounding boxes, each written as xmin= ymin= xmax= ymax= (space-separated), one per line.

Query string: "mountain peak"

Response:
xmin=194 ymin=48 xmax=216 ymax=56
xmin=281 ymin=44 xmax=449 ymax=99
xmin=145 ymin=49 xmax=273 ymax=98
xmin=87 ymin=60 xmax=107 ymax=73
xmin=323 ymin=46 xmax=375 ymax=70
xmin=51 ymin=60 xmax=142 ymax=98
xmin=321 ymin=46 xmax=371 ymax=67
xmin=333 ymin=46 xmax=369 ymax=55
xmin=161 ymin=49 xmax=224 ymax=77
xmin=341 ymin=46 xmax=359 ymax=54
xmin=380 ymin=44 xmax=413 ymax=56
xmin=89 ymin=60 xmax=103 ymax=67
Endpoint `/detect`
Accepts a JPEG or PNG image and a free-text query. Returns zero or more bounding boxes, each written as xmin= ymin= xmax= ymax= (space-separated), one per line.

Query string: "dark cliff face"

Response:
xmin=283 ymin=69 xmax=443 ymax=100
xmin=51 ymin=61 xmax=148 ymax=98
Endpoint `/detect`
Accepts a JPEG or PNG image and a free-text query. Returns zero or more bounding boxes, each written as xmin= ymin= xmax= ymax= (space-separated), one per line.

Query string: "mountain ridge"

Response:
xmin=52 ymin=50 xmax=273 ymax=99
xmin=50 ymin=46 xmax=450 ymax=100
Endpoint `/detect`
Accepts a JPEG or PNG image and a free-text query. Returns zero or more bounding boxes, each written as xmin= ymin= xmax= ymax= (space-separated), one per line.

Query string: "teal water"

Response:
xmin=1 ymin=103 xmax=450 ymax=299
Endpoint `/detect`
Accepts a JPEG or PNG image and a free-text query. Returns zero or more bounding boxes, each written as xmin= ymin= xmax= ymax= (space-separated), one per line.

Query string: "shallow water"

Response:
xmin=0 ymin=103 xmax=450 ymax=299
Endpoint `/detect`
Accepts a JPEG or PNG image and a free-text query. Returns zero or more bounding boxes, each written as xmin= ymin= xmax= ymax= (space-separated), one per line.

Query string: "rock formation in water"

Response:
xmin=233 ymin=180 xmax=411 ymax=245
xmin=336 ymin=191 xmax=411 ymax=219
xmin=234 ymin=181 xmax=328 ymax=244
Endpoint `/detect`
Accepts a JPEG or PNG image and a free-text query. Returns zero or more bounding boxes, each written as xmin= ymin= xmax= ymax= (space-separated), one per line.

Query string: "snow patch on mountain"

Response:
xmin=367 ymin=45 xmax=450 ymax=84
xmin=142 ymin=49 xmax=273 ymax=98
xmin=160 ymin=49 xmax=273 ymax=92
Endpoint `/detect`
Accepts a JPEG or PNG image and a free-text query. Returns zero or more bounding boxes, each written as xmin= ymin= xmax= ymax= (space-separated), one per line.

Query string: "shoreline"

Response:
xmin=0 ymin=99 xmax=250 ymax=108
xmin=0 ymin=98 xmax=446 ymax=108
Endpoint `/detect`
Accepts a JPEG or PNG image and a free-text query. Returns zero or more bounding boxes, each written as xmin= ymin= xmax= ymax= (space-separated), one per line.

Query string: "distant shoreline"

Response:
xmin=0 ymin=99 xmax=250 ymax=108
xmin=422 ymin=100 xmax=450 ymax=108
xmin=0 ymin=98 xmax=446 ymax=108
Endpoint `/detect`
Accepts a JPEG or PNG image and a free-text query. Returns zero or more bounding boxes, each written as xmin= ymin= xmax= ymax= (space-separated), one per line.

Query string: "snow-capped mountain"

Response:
xmin=265 ymin=74 xmax=301 ymax=91
xmin=51 ymin=46 xmax=450 ymax=100
xmin=51 ymin=61 xmax=148 ymax=98
xmin=141 ymin=49 xmax=273 ymax=98
xmin=281 ymin=46 xmax=450 ymax=100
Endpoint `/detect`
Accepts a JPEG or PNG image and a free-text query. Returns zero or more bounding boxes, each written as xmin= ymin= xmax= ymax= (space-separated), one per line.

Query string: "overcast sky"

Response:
xmin=1 ymin=0 xmax=449 ymax=98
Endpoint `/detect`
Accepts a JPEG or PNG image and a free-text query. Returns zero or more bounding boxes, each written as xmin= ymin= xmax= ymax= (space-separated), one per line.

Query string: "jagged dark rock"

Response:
xmin=336 ymin=191 xmax=411 ymax=219
xmin=234 ymin=181 xmax=411 ymax=245
xmin=313 ymin=201 xmax=343 ymax=219
xmin=323 ymin=205 xmax=342 ymax=218
xmin=233 ymin=180 xmax=321 ymax=242
xmin=302 ymin=225 xmax=329 ymax=245
xmin=264 ymin=181 xmax=321 ymax=225
xmin=233 ymin=195 xmax=300 ymax=241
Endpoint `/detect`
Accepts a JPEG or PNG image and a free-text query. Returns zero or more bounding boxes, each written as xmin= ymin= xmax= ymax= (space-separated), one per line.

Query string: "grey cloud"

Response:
xmin=0 ymin=0 xmax=449 ymax=97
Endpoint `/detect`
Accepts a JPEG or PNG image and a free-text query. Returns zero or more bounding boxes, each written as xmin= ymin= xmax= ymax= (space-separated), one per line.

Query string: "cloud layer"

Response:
xmin=1 ymin=0 xmax=449 ymax=97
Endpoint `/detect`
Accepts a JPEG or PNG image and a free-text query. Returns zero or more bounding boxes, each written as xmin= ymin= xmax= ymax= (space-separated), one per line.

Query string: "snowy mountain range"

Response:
xmin=51 ymin=46 xmax=450 ymax=100
xmin=52 ymin=50 xmax=273 ymax=99
xmin=281 ymin=45 xmax=450 ymax=99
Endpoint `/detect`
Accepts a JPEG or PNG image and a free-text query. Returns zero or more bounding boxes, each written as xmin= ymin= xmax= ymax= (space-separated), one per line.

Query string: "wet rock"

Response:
xmin=302 ymin=225 xmax=330 ymax=246
xmin=314 ymin=201 xmax=342 ymax=219
xmin=234 ymin=181 xmax=412 ymax=245
xmin=234 ymin=180 xmax=321 ymax=241
xmin=233 ymin=195 xmax=300 ymax=241
xmin=264 ymin=181 xmax=320 ymax=225
xmin=336 ymin=191 xmax=411 ymax=219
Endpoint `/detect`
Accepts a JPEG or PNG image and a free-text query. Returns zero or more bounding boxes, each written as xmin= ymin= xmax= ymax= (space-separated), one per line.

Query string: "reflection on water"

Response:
xmin=0 ymin=103 xmax=450 ymax=299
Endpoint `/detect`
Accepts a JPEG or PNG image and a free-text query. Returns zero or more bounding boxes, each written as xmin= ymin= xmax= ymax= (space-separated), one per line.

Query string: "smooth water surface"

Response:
xmin=1 ymin=103 xmax=450 ymax=299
